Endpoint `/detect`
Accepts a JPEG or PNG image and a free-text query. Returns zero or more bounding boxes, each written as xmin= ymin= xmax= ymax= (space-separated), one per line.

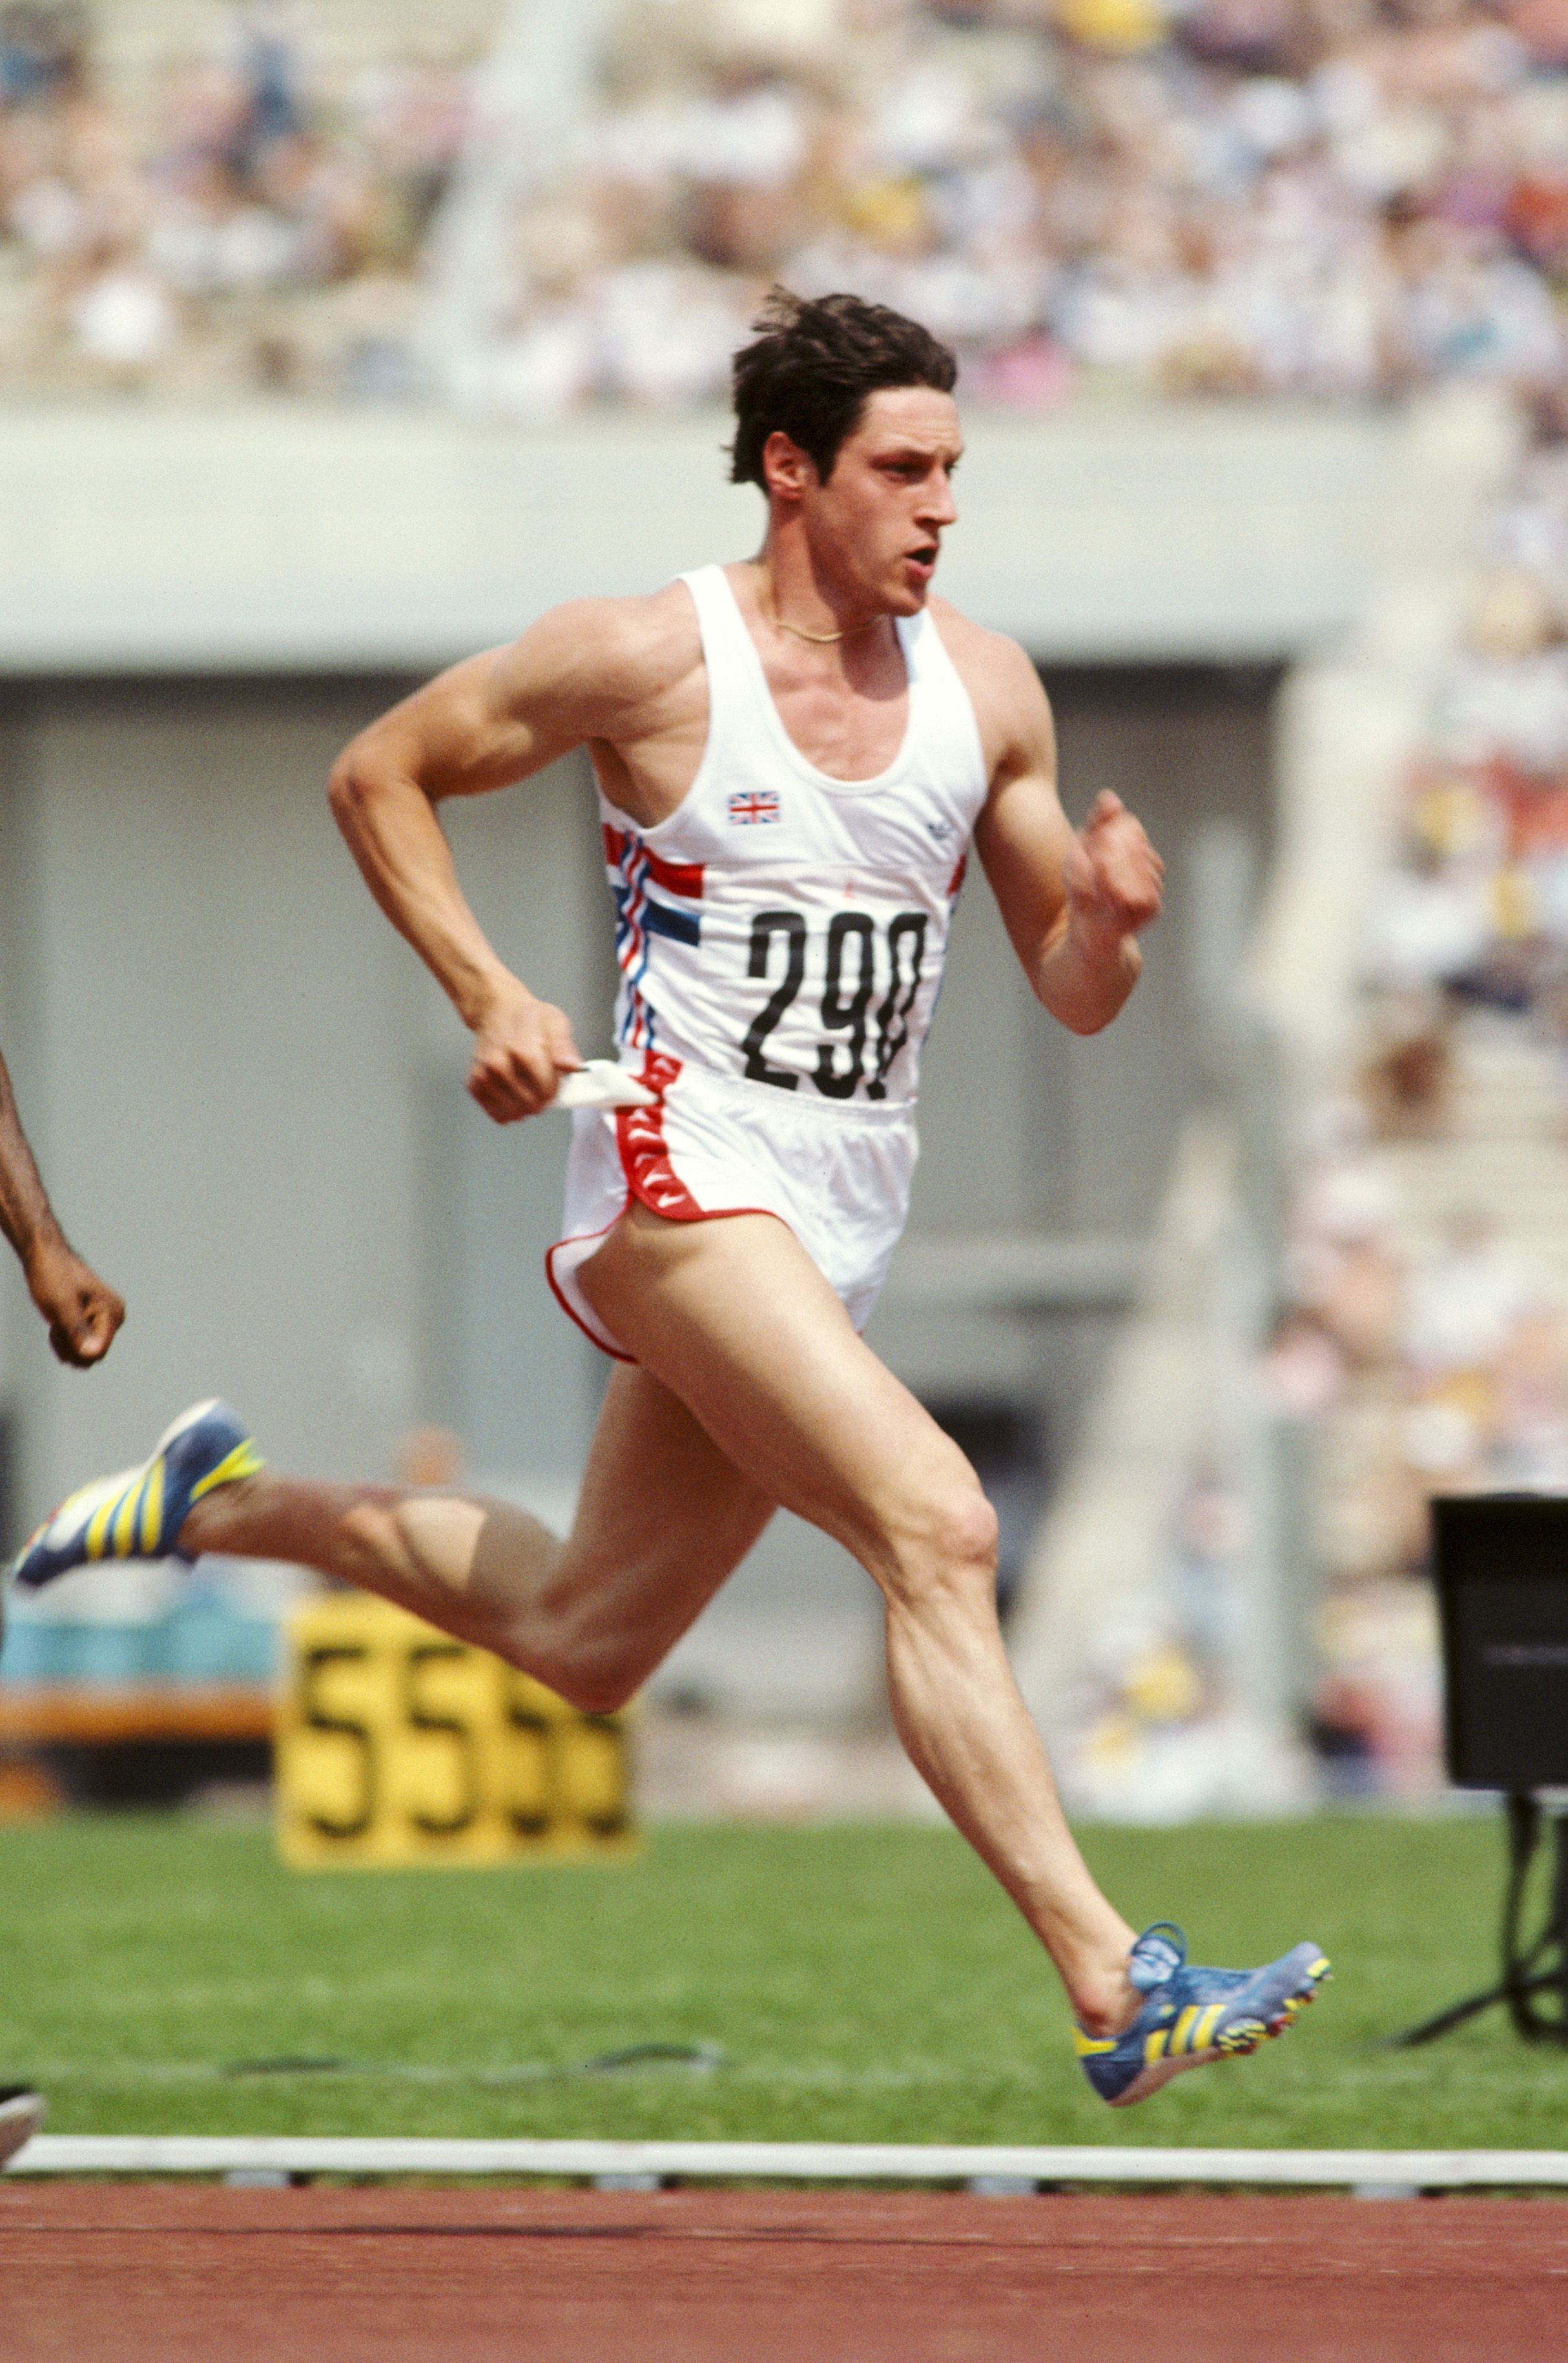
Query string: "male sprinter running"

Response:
xmin=0 ymin=1042 xmax=123 ymax=2166
xmin=11 ymin=291 xmax=1326 ymax=2105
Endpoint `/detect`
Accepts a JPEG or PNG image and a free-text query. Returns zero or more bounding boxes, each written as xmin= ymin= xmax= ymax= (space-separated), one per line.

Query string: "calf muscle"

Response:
xmin=180 ymin=1360 xmax=772 ymax=1712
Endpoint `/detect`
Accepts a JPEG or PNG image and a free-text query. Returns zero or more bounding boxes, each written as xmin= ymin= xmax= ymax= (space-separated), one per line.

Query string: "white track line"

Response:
xmin=7 ymin=2138 xmax=1568 ymax=2187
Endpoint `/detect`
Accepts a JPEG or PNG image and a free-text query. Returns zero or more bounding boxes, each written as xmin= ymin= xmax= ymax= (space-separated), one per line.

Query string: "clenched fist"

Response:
xmin=1062 ymin=791 xmax=1164 ymax=950
xmin=26 ymin=1236 xmax=125 ymax=1368
xmin=468 ymin=983 xmax=584 ymax=1122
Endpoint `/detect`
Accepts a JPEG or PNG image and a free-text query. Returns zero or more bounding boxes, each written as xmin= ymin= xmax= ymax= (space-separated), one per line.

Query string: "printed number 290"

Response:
xmin=741 ymin=909 xmax=926 ymax=1099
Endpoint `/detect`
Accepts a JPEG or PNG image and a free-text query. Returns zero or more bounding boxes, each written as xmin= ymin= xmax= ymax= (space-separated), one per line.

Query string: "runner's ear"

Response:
xmin=759 ymin=431 xmax=817 ymax=504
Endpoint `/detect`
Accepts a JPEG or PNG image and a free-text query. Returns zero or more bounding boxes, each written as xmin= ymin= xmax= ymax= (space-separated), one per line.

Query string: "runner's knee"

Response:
xmin=526 ymin=1588 xmax=658 ymax=1715
xmin=878 ymin=1477 xmax=998 ymax=1607
xmin=545 ymin=1663 xmax=642 ymax=1720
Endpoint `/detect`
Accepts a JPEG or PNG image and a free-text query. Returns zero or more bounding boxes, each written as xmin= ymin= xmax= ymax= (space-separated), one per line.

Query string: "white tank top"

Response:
xmin=595 ymin=565 xmax=989 ymax=1108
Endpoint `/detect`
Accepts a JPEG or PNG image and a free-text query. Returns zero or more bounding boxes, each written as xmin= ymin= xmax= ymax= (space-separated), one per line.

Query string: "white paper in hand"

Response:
xmin=552 ymin=1061 xmax=657 ymax=1110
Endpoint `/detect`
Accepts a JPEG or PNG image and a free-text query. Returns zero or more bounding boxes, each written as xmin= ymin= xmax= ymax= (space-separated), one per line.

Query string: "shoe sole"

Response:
xmin=1106 ymin=1952 xmax=1332 ymax=2108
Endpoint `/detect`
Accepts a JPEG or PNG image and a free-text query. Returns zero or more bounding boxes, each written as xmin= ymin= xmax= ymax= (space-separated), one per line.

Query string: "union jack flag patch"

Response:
xmin=728 ymin=789 xmax=781 ymax=826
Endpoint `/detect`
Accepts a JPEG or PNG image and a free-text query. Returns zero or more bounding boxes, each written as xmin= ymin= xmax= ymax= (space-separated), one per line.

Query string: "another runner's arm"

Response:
xmin=971 ymin=643 xmax=1163 ymax=1036
xmin=0 ymin=1045 xmax=125 ymax=1366
xmin=329 ymin=599 xmax=655 ymax=1120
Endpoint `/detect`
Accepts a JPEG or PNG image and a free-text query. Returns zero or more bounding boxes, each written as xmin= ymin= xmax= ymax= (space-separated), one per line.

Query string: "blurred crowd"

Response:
xmin=1272 ymin=422 xmax=1568 ymax=1789
xmin=0 ymin=0 xmax=478 ymax=396
xmin=1061 ymin=420 xmax=1568 ymax=1807
xmin=483 ymin=0 xmax=1568 ymax=413
xmin=14 ymin=0 xmax=1568 ymax=404
xmin=1365 ymin=468 xmax=1568 ymax=1020
xmin=1272 ymin=1137 xmax=1551 ymax=1791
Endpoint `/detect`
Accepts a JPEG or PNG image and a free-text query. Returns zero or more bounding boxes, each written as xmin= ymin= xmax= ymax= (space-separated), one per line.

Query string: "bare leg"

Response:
xmin=580 ymin=1206 xmax=1139 ymax=2036
xmin=187 ymin=1203 xmax=1135 ymax=2030
xmin=181 ymin=1363 xmax=775 ymax=1713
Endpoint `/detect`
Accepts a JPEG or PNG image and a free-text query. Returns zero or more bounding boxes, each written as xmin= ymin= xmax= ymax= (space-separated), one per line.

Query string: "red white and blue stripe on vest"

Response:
xmin=603 ymin=824 xmax=705 ymax=1052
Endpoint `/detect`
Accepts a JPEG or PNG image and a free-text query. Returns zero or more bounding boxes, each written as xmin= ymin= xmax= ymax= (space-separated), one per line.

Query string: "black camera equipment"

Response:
xmin=1392 ymin=1493 xmax=1568 ymax=2048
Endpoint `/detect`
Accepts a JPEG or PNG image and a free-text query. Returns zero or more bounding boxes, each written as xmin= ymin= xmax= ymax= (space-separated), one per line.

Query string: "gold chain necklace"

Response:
xmin=757 ymin=578 xmax=878 ymax=645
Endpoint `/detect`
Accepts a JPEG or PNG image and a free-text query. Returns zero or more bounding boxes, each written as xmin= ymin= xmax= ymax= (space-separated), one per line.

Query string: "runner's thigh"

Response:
xmin=579 ymin=1206 xmax=979 ymax=1585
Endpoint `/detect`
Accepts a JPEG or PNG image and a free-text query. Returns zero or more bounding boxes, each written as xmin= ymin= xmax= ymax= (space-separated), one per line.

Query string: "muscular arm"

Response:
xmin=329 ymin=597 xmax=687 ymax=1119
xmin=0 ymin=1048 xmax=124 ymax=1365
xmin=966 ymin=635 xmax=1163 ymax=1036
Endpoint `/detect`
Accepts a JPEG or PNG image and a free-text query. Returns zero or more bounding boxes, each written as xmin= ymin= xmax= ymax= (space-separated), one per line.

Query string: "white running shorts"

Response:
xmin=546 ymin=1051 xmax=918 ymax=1362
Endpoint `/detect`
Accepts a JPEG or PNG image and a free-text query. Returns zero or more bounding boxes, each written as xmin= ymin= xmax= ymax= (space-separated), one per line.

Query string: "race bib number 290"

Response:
xmin=740 ymin=909 xmax=926 ymax=1098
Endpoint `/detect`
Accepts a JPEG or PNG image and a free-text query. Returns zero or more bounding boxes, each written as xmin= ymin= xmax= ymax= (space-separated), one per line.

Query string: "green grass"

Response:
xmin=3 ymin=1813 xmax=1567 ymax=2149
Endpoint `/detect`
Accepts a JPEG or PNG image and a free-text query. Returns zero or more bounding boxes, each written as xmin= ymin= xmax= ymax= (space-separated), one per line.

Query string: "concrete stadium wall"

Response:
xmin=0 ymin=402 xmax=1395 ymax=674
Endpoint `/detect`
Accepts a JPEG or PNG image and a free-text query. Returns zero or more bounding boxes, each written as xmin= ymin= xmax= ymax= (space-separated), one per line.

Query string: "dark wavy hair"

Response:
xmin=729 ymin=288 xmax=958 ymax=490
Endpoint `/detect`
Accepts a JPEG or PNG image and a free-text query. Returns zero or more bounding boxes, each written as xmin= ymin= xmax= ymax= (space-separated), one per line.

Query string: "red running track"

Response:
xmin=2 ymin=2185 xmax=1565 ymax=2362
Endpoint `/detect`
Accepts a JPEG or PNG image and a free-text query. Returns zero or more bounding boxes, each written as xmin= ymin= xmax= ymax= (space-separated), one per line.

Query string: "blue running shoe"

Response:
xmin=9 ymin=1399 xmax=264 ymax=1590
xmin=1075 ymin=1922 xmax=1330 ymax=2107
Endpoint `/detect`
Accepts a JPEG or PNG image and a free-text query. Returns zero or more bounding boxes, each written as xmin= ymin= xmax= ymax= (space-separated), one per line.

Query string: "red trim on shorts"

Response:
xmin=546 ymin=1050 xmax=787 ymax=1364
xmin=615 ymin=1052 xmax=707 ymax=1220
xmin=612 ymin=1053 xmax=779 ymax=1238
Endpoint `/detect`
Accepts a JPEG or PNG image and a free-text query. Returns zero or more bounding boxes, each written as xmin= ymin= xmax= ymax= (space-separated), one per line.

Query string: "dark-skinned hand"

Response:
xmin=26 ymin=1237 xmax=125 ymax=1368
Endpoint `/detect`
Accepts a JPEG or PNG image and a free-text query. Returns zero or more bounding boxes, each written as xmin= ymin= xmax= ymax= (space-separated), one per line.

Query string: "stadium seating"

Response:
xmin=8 ymin=0 xmax=1568 ymax=408
xmin=1282 ymin=437 xmax=1568 ymax=1791
xmin=0 ymin=0 xmax=495 ymax=397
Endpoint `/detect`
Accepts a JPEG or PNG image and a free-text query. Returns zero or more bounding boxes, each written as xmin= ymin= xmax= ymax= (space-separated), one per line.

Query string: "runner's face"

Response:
xmin=804 ymin=387 xmax=962 ymax=614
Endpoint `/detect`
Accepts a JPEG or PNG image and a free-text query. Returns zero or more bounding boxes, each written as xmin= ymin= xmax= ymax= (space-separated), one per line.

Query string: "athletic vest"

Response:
xmin=595 ymin=565 xmax=989 ymax=1109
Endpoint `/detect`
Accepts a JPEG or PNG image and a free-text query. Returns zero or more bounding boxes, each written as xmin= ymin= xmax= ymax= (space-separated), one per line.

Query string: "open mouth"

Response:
xmin=906 ymin=546 xmax=939 ymax=576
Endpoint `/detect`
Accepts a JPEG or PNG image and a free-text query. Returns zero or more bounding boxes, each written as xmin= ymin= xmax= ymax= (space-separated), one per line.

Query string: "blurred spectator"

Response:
xmin=1404 ymin=1204 xmax=1543 ymax=1379
xmin=1359 ymin=989 xmax=1455 ymax=1135
xmin=395 ymin=1425 xmax=466 ymax=1488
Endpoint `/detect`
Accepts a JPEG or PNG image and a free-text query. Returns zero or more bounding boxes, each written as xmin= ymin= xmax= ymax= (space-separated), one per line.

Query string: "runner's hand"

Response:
xmin=468 ymin=986 xmax=584 ymax=1121
xmin=26 ymin=1239 xmax=125 ymax=1367
xmin=1062 ymin=792 xmax=1164 ymax=952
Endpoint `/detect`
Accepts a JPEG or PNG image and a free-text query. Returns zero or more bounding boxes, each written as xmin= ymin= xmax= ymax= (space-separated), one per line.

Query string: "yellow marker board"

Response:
xmin=275 ymin=1596 xmax=634 ymax=1868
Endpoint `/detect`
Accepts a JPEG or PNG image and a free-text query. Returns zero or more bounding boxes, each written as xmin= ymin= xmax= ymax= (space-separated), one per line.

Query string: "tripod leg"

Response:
xmin=1387 ymin=1793 xmax=1549 ymax=2048
xmin=1505 ymin=1793 xmax=1542 ymax=2042
xmin=1388 ymin=1981 xmax=1515 ymax=2047
xmin=1553 ymin=1813 xmax=1568 ymax=2037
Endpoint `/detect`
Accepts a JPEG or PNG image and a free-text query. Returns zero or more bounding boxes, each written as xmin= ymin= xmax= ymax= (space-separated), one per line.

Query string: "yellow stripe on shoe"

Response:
xmin=83 ymin=1492 xmax=119 ymax=1562
xmin=188 ymin=1439 xmax=265 ymax=1503
xmin=110 ymin=1475 xmax=145 ymax=1557
xmin=139 ymin=1459 xmax=164 ymax=1553
xmin=1170 ymin=2004 xmax=1200 ymax=2056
